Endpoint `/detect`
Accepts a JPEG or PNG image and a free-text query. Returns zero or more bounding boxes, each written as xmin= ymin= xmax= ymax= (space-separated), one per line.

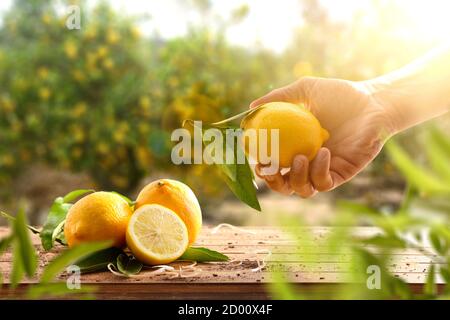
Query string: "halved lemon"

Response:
xmin=126 ymin=204 xmax=189 ymax=265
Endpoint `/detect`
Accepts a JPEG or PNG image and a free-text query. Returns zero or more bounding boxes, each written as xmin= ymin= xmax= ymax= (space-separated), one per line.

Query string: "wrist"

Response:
xmin=362 ymin=79 xmax=402 ymax=137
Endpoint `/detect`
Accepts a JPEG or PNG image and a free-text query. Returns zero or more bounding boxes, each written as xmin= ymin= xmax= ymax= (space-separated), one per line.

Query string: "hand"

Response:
xmin=251 ymin=77 xmax=394 ymax=198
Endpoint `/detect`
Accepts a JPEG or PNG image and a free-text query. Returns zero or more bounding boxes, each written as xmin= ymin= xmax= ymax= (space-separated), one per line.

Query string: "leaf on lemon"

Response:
xmin=212 ymin=126 xmax=260 ymax=211
xmin=63 ymin=189 xmax=94 ymax=203
xmin=51 ymin=220 xmax=66 ymax=246
xmin=41 ymin=189 xmax=92 ymax=250
xmin=179 ymin=247 xmax=229 ymax=262
xmin=40 ymin=241 xmax=112 ymax=283
xmin=110 ymin=191 xmax=136 ymax=207
xmin=40 ymin=198 xmax=71 ymax=250
xmin=75 ymin=247 xmax=124 ymax=274
xmin=221 ymin=152 xmax=260 ymax=211
xmin=116 ymin=254 xmax=143 ymax=276
xmin=183 ymin=120 xmax=261 ymax=211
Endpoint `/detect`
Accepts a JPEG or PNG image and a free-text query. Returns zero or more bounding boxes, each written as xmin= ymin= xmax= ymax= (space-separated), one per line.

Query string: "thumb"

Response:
xmin=249 ymin=77 xmax=311 ymax=109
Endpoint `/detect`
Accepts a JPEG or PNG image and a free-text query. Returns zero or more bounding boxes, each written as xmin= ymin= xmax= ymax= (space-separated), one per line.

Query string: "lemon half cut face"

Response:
xmin=126 ymin=204 xmax=189 ymax=265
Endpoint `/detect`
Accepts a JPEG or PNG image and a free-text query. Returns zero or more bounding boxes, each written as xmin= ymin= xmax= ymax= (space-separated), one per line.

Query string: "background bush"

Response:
xmin=0 ymin=0 xmax=280 ymax=200
xmin=0 ymin=0 xmax=448 ymax=210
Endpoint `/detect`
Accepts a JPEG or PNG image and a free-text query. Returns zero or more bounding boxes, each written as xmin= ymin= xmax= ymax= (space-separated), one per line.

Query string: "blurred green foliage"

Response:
xmin=0 ymin=0 xmax=279 ymax=198
xmin=269 ymin=128 xmax=450 ymax=299
xmin=0 ymin=0 xmax=447 ymax=206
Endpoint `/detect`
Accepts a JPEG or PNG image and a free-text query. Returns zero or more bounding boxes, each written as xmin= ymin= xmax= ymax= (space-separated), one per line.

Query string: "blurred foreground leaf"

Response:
xmin=10 ymin=240 xmax=25 ymax=288
xmin=27 ymin=282 xmax=97 ymax=300
xmin=385 ymin=140 xmax=450 ymax=195
xmin=425 ymin=131 xmax=450 ymax=183
xmin=0 ymin=235 xmax=13 ymax=255
xmin=40 ymin=241 xmax=112 ymax=283
xmin=424 ymin=264 xmax=436 ymax=297
xmin=0 ymin=211 xmax=40 ymax=234
xmin=14 ymin=209 xmax=37 ymax=277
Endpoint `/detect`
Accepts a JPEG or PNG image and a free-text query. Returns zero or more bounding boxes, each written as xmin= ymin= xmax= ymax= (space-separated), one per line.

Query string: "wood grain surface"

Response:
xmin=0 ymin=226 xmax=444 ymax=299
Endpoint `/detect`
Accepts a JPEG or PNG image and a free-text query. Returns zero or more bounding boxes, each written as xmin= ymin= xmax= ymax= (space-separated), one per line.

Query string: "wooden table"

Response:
xmin=0 ymin=226 xmax=444 ymax=299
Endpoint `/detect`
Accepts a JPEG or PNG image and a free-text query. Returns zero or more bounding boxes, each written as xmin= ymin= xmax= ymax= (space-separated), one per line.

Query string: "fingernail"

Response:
xmin=265 ymin=175 xmax=275 ymax=182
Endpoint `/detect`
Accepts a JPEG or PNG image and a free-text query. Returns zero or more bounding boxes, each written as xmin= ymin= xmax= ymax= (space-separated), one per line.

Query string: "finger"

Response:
xmin=310 ymin=148 xmax=334 ymax=191
xmin=256 ymin=165 xmax=292 ymax=195
xmin=249 ymin=78 xmax=309 ymax=109
xmin=329 ymin=156 xmax=357 ymax=189
xmin=289 ymin=155 xmax=316 ymax=198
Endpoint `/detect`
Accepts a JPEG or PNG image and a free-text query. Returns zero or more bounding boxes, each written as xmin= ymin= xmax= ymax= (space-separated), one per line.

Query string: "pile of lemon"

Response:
xmin=64 ymin=179 xmax=202 ymax=265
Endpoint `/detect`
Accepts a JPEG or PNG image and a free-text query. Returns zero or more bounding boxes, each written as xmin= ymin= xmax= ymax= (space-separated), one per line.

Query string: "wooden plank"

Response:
xmin=0 ymin=226 xmax=445 ymax=299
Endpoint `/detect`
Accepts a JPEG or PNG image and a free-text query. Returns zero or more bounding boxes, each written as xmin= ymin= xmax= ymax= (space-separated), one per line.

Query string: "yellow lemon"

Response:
xmin=126 ymin=204 xmax=189 ymax=265
xmin=135 ymin=179 xmax=202 ymax=244
xmin=64 ymin=192 xmax=133 ymax=248
xmin=241 ymin=102 xmax=329 ymax=168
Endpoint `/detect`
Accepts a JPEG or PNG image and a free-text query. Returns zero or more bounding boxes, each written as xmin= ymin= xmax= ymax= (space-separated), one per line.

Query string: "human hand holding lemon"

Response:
xmin=247 ymin=77 xmax=392 ymax=198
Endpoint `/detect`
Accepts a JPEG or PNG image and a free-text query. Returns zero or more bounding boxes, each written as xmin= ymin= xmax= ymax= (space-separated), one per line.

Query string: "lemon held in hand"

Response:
xmin=126 ymin=204 xmax=189 ymax=265
xmin=135 ymin=179 xmax=202 ymax=244
xmin=241 ymin=102 xmax=329 ymax=168
xmin=64 ymin=191 xmax=133 ymax=248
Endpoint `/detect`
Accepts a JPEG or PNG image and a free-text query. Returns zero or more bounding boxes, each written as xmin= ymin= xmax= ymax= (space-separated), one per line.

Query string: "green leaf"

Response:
xmin=440 ymin=266 xmax=450 ymax=284
xmin=116 ymin=254 xmax=143 ymax=276
xmin=391 ymin=276 xmax=412 ymax=300
xmin=40 ymin=241 xmax=112 ymax=283
xmin=41 ymin=189 xmax=93 ymax=250
xmin=14 ymin=209 xmax=37 ymax=277
xmin=424 ymin=264 xmax=436 ymax=297
xmin=179 ymin=247 xmax=229 ymax=262
xmin=209 ymin=128 xmax=237 ymax=182
xmin=0 ymin=211 xmax=40 ymax=234
xmin=63 ymin=189 xmax=94 ymax=203
xmin=110 ymin=191 xmax=136 ymax=206
xmin=429 ymin=229 xmax=447 ymax=255
xmin=184 ymin=120 xmax=260 ymax=211
xmin=429 ymin=126 xmax=450 ymax=158
xmin=425 ymin=131 xmax=450 ymax=183
xmin=0 ymin=235 xmax=13 ymax=255
xmin=211 ymin=104 xmax=265 ymax=126
xmin=27 ymin=282 xmax=97 ymax=300
xmin=336 ymin=200 xmax=380 ymax=216
xmin=40 ymin=197 xmax=72 ymax=250
xmin=362 ymin=235 xmax=406 ymax=248
xmin=266 ymin=271 xmax=302 ymax=300
xmin=221 ymin=148 xmax=261 ymax=211
xmin=10 ymin=239 xmax=25 ymax=288
xmin=75 ymin=247 xmax=124 ymax=274
xmin=385 ymin=141 xmax=450 ymax=195
xmin=51 ymin=220 xmax=66 ymax=246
